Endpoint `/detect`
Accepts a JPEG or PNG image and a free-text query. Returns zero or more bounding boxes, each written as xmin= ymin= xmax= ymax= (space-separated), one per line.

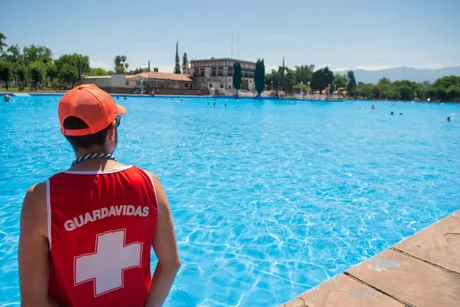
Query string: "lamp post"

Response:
xmin=307 ymin=81 xmax=310 ymax=97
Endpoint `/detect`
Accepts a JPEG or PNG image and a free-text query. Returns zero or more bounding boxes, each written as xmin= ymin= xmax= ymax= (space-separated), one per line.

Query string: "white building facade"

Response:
xmin=190 ymin=58 xmax=256 ymax=92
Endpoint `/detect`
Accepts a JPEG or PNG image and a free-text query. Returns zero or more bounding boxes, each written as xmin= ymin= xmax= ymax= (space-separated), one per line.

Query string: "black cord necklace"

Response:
xmin=71 ymin=153 xmax=116 ymax=167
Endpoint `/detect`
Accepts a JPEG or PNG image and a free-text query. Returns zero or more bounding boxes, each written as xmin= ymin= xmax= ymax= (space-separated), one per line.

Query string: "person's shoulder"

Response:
xmin=25 ymin=181 xmax=46 ymax=200
xmin=22 ymin=181 xmax=47 ymax=222
xmin=145 ymin=170 xmax=160 ymax=181
xmin=133 ymin=166 xmax=160 ymax=182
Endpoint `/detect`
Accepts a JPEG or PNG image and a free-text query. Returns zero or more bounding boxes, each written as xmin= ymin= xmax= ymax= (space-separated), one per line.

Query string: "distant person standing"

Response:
xmin=18 ymin=84 xmax=180 ymax=307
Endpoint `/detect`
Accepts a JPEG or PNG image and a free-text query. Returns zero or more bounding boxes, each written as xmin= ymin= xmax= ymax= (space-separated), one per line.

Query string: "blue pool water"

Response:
xmin=0 ymin=96 xmax=459 ymax=306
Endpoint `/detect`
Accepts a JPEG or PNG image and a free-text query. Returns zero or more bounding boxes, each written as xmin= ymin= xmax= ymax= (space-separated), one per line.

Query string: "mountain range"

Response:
xmin=337 ymin=66 xmax=460 ymax=84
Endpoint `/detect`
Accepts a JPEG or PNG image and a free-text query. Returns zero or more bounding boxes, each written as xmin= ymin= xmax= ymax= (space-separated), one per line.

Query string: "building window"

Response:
xmin=220 ymin=84 xmax=223 ymax=88
xmin=209 ymin=83 xmax=212 ymax=88
xmin=228 ymin=85 xmax=232 ymax=89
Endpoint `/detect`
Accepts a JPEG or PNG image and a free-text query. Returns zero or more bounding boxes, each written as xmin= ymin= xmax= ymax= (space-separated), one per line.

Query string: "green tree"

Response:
xmin=55 ymin=54 xmax=81 ymax=86
xmin=4 ymin=44 xmax=22 ymax=63
xmin=413 ymin=84 xmax=427 ymax=99
xmin=432 ymin=75 xmax=460 ymax=89
xmin=46 ymin=63 xmax=58 ymax=88
xmin=23 ymin=45 xmax=52 ymax=64
xmin=293 ymin=82 xmax=308 ymax=94
xmin=311 ymin=67 xmax=333 ymax=93
xmin=265 ymin=69 xmax=281 ymax=92
xmin=114 ymin=55 xmax=128 ymax=74
xmin=127 ymin=67 xmax=150 ymax=75
xmin=398 ymin=84 xmax=414 ymax=100
xmin=333 ymin=74 xmax=347 ymax=88
xmin=254 ymin=59 xmax=265 ymax=96
xmin=371 ymin=85 xmax=380 ymax=99
xmin=182 ymin=52 xmax=188 ymax=74
xmin=355 ymin=83 xmax=374 ymax=98
xmin=29 ymin=61 xmax=46 ymax=88
xmin=346 ymin=71 xmax=357 ymax=94
xmin=0 ymin=32 xmax=7 ymax=53
xmin=75 ymin=54 xmax=90 ymax=80
xmin=434 ymin=86 xmax=448 ymax=101
xmin=378 ymin=77 xmax=391 ymax=85
xmin=15 ymin=64 xmax=27 ymax=89
xmin=87 ymin=68 xmax=109 ymax=76
xmin=174 ymin=41 xmax=181 ymax=74
xmin=284 ymin=69 xmax=297 ymax=93
xmin=446 ymin=85 xmax=460 ymax=100
xmin=233 ymin=62 xmax=242 ymax=97
xmin=293 ymin=65 xmax=314 ymax=85
xmin=59 ymin=64 xmax=78 ymax=86
xmin=0 ymin=60 xmax=12 ymax=89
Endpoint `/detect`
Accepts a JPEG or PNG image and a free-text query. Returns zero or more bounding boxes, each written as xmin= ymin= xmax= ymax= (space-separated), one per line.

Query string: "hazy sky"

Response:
xmin=2 ymin=0 xmax=459 ymax=73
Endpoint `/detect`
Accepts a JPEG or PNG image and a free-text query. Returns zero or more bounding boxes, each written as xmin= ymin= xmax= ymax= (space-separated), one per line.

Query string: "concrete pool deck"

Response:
xmin=282 ymin=210 xmax=460 ymax=307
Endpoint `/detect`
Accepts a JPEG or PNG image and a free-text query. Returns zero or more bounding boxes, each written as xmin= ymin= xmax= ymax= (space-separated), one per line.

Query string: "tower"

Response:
xmin=174 ymin=41 xmax=181 ymax=74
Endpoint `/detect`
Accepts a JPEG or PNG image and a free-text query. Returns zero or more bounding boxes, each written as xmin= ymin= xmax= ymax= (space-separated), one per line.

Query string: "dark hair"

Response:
xmin=63 ymin=116 xmax=111 ymax=150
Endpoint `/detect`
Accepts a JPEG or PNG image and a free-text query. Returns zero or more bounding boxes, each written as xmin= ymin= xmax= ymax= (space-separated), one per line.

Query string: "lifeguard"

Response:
xmin=18 ymin=84 xmax=180 ymax=307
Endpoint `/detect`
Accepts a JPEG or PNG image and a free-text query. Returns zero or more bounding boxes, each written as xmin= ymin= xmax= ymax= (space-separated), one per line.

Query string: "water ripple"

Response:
xmin=0 ymin=97 xmax=459 ymax=306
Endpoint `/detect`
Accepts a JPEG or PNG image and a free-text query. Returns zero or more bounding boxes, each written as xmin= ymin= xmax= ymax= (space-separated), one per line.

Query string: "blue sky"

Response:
xmin=2 ymin=0 xmax=459 ymax=73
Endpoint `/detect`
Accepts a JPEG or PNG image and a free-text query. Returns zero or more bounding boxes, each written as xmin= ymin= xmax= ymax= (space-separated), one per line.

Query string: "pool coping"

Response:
xmin=281 ymin=209 xmax=460 ymax=307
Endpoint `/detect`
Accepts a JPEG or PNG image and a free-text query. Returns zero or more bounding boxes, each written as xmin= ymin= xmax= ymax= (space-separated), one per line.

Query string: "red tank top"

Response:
xmin=46 ymin=165 xmax=158 ymax=307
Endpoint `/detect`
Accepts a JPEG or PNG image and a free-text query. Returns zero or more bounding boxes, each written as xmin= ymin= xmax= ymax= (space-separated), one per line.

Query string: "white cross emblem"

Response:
xmin=74 ymin=229 xmax=143 ymax=296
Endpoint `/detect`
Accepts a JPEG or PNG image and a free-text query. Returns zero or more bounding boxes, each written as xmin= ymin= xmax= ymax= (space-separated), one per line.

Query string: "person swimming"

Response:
xmin=390 ymin=111 xmax=394 ymax=115
xmin=371 ymin=105 xmax=375 ymax=110
xmin=4 ymin=95 xmax=11 ymax=102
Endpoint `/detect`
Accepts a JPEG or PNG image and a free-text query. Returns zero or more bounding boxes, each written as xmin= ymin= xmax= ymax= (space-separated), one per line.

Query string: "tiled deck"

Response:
xmin=282 ymin=210 xmax=460 ymax=307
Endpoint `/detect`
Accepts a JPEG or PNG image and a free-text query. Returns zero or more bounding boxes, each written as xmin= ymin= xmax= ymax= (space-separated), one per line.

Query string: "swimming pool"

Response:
xmin=0 ymin=96 xmax=459 ymax=306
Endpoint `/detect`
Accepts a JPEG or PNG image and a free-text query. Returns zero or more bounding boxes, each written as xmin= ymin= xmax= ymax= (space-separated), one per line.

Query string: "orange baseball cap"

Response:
xmin=58 ymin=84 xmax=126 ymax=136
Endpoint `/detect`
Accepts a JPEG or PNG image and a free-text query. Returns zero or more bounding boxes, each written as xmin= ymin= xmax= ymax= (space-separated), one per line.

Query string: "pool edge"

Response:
xmin=280 ymin=209 xmax=460 ymax=307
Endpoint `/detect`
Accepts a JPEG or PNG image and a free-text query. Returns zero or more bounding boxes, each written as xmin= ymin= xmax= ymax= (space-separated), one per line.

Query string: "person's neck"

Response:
xmin=70 ymin=147 xmax=122 ymax=171
xmin=75 ymin=147 xmax=111 ymax=159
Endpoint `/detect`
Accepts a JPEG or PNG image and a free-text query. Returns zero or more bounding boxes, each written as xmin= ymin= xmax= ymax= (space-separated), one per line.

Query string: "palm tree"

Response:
xmin=114 ymin=55 xmax=128 ymax=74
xmin=0 ymin=32 xmax=7 ymax=53
xmin=114 ymin=55 xmax=122 ymax=67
